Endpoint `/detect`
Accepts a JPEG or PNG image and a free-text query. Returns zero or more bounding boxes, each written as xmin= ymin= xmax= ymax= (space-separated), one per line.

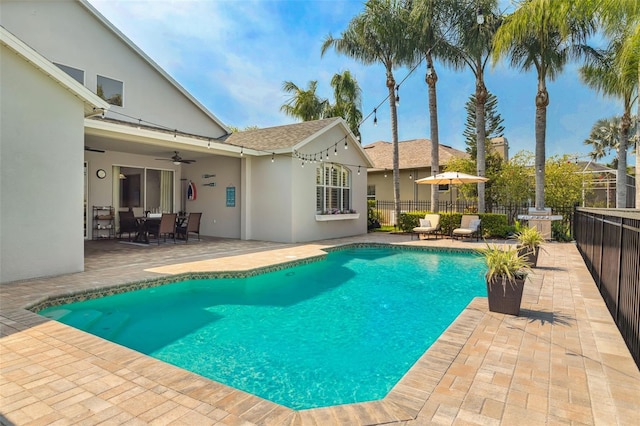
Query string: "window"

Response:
xmin=114 ymin=167 xmax=173 ymax=212
xmin=316 ymin=164 xmax=352 ymax=213
xmin=97 ymin=75 xmax=123 ymax=106
xmin=54 ymin=63 xmax=84 ymax=84
xmin=367 ymin=185 xmax=376 ymax=200
xmin=438 ymin=184 xmax=450 ymax=192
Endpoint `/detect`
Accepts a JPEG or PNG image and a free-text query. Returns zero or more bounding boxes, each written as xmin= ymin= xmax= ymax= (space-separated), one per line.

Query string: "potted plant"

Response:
xmin=514 ymin=226 xmax=545 ymax=267
xmin=478 ymin=244 xmax=532 ymax=316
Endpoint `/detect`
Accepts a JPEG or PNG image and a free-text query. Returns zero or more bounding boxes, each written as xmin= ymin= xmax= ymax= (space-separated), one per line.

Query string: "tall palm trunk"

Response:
xmin=534 ymin=79 xmax=549 ymax=210
xmin=387 ymin=71 xmax=401 ymax=226
xmin=426 ymin=55 xmax=440 ymax=212
xmin=617 ymin=109 xmax=631 ymax=208
xmin=636 ymin=80 xmax=640 ymax=208
xmin=475 ymin=67 xmax=488 ymax=213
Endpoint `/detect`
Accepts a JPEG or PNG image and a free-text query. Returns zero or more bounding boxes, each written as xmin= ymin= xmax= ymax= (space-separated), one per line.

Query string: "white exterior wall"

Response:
xmin=0 ymin=0 xmax=227 ymax=138
xmin=248 ymin=126 xmax=369 ymax=243
xmin=1 ymin=44 xmax=85 ymax=283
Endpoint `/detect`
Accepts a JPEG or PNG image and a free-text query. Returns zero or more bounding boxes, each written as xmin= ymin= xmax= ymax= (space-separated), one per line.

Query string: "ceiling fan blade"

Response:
xmin=85 ymin=146 xmax=105 ymax=153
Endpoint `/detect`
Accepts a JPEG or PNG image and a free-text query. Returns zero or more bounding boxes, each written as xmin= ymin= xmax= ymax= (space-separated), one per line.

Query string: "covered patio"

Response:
xmin=1 ymin=235 xmax=639 ymax=425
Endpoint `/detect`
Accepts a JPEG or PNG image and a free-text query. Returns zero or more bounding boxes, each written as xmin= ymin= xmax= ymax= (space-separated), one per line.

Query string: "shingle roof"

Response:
xmin=225 ymin=118 xmax=342 ymax=151
xmin=364 ymin=139 xmax=468 ymax=170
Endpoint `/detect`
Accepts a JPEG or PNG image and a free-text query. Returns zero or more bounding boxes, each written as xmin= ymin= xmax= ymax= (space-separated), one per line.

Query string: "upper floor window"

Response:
xmin=316 ymin=163 xmax=352 ymax=214
xmin=97 ymin=75 xmax=123 ymax=106
xmin=54 ymin=63 xmax=84 ymax=85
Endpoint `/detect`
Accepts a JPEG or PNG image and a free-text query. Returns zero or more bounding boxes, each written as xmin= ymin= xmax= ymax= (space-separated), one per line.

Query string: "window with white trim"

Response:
xmin=316 ymin=164 xmax=352 ymax=213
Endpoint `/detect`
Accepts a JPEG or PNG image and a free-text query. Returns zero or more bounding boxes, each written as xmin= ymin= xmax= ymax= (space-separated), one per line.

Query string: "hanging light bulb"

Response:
xmin=240 ymin=146 xmax=244 ymax=157
xmin=395 ymin=85 xmax=400 ymax=106
xmin=207 ymin=139 xmax=211 ymax=149
xmin=384 ymin=169 xmax=387 ymax=178
xmin=334 ymin=144 xmax=338 ymax=156
xmin=477 ymin=7 xmax=485 ymax=25
xmin=174 ymin=129 xmax=177 ymax=139
xmin=326 ymin=150 xmax=329 ymax=160
xmin=271 ymin=153 xmax=275 ymax=163
xmin=427 ymin=63 xmax=434 ymax=77
xmin=409 ymin=172 xmax=413 ymax=180
xmin=373 ymin=108 xmax=378 ymax=126
xmin=357 ymin=166 xmax=361 ymax=175
xmin=301 ymin=160 xmax=305 ymax=168
xmin=344 ymin=138 xmax=348 ymax=150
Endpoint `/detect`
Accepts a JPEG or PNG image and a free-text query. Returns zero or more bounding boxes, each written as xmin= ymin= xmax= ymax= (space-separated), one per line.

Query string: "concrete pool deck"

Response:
xmin=1 ymin=233 xmax=639 ymax=425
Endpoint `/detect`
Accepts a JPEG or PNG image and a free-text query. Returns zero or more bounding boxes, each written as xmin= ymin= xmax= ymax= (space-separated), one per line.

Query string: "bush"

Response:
xmin=398 ymin=211 xmax=430 ymax=232
xmin=478 ymin=214 xmax=508 ymax=238
xmin=552 ymin=221 xmax=572 ymax=242
xmin=398 ymin=211 xmax=508 ymax=237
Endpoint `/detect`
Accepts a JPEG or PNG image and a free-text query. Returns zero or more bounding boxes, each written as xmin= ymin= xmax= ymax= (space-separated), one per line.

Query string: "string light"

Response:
xmin=173 ymin=129 xmax=177 ymax=139
xmin=271 ymin=152 xmax=275 ymax=162
xmin=326 ymin=150 xmax=329 ymax=160
xmin=373 ymin=108 xmax=377 ymax=126
xmin=395 ymin=85 xmax=400 ymax=106
xmin=357 ymin=166 xmax=361 ymax=175
xmin=334 ymin=144 xmax=338 ymax=156
xmin=344 ymin=137 xmax=348 ymax=150
xmin=207 ymin=139 xmax=211 ymax=149
xmin=477 ymin=7 xmax=485 ymax=24
xmin=240 ymin=146 xmax=244 ymax=156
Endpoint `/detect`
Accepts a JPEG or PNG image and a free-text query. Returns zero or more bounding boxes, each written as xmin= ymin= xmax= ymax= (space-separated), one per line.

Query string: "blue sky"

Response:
xmin=88 ymin=0 xmax=632 ymax=163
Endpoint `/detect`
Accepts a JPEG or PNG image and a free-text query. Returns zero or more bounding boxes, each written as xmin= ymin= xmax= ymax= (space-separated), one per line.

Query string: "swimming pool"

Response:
xmin=39 ymin=246 xmax=486 ymax=410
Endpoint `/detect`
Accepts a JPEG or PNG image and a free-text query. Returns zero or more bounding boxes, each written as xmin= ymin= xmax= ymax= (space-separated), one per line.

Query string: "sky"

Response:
xmin=88 ymin=0 xmax=633 ymax=164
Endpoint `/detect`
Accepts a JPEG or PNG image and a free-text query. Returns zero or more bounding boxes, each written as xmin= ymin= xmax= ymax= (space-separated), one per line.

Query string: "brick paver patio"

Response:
xmin=1 ymin=234 xmax=639 ymax=425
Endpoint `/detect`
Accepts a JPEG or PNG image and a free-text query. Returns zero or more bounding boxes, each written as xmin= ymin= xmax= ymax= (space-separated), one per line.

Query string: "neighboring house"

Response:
xmin=0 ymin=0 xmax=372 ymax=284
xmin=577 ymin=161 xmax=636 ymax=208
xmin=365 ymin=139 xmax=468 ymax=202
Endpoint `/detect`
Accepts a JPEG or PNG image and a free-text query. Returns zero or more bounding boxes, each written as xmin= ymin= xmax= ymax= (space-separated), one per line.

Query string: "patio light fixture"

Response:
xmin=477 ymin=7 xmax=484 ymax=24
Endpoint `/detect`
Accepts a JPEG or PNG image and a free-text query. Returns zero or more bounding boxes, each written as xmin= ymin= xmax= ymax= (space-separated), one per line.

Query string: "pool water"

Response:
xmin=40 ymin=247 xmax=486 ymax=409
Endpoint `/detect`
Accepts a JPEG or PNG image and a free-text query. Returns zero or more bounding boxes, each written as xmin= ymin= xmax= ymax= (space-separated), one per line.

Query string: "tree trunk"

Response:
xmin=387 ymin=70 xmax=400 ymax=227
xmin=617 ymin=110 xmax=630 ymax=208
xmin=636 ymin=81 xmax=640 ymax=209
xmin=534 ymin=81 xmax=549 ymax=210
xmin=426 ymin=55 xmax=440 ymax=212
xmin=476 ymin=73 xmax=488 ymax=213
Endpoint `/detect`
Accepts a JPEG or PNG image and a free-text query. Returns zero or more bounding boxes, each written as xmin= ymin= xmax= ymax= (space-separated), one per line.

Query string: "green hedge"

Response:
xmin=399 ymin=211 xmax=510 ymax=238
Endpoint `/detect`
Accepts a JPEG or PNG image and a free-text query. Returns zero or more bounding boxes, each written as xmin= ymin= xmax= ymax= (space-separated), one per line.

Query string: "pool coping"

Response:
xmin=22 ymin=242 xmax=482 ymax=424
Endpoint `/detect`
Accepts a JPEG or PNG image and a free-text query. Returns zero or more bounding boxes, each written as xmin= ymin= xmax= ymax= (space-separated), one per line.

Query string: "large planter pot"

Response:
xmin=486 ymin=275 xmax=526 ymax=316
xmin=517 ymin=245 xmax=539 ymax=267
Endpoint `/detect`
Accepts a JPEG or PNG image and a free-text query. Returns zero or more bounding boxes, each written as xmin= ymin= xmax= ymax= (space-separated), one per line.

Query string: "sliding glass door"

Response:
xmin=112 ymin=166 xmax=174 ymax=219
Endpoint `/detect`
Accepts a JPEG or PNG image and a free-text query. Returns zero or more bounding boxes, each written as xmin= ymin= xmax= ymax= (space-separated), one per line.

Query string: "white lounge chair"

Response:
xmin=452 ymin=215 xmax=481 ymax=241
xmin=412 ymin=214 xmax=441 ymax=240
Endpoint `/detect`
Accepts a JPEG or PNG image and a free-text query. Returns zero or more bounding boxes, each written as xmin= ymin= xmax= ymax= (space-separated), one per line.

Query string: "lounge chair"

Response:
xmin=452 ymin=215 xmax=481 ymax=241
xmin=412 ymin=214 xmax=441 ymax=240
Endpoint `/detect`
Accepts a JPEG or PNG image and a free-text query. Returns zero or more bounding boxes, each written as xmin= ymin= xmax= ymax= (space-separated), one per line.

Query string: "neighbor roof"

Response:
xmin=364 ymin=139 xmax=468 ymax=170
xmin=225 ymin=118 xmax=342 ymax=152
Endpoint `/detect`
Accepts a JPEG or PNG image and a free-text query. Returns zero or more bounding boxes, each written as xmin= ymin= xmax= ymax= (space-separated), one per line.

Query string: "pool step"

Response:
xmin=40 ymin=308 xmax=72 ymax=321
xmin=61 ymin=309 xmax=103 ymax=330
xmin=86 ymin=312 xmax=130 ymax=339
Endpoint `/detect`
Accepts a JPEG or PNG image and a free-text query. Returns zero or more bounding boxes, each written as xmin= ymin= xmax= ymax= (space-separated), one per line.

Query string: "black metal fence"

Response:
xmin=373 ymin=200 xmax=575 ymax=238
xmin=574 ymin=208 xmax=640 ymax=368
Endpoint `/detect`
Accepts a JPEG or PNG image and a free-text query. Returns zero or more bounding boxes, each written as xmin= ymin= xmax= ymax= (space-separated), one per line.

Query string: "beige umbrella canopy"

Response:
xmin=415 ymin=172 xmax=489 ymax=205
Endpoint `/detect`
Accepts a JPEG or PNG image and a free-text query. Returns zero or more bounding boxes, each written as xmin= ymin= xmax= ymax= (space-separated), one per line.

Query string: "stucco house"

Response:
xmin=0 ymin=0 xmax=372 ymax=284
xmin=365 ymin=139 xmax=469 ymax=202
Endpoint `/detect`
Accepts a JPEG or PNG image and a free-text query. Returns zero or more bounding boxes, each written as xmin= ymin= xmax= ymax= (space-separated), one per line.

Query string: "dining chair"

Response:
xmin=149 ymin=213 xmax=177 ymax=244
xmin=118 ymin=210 xmax=138 ymax=241
xmin=177 ymin=212 xmax=202 ymax=243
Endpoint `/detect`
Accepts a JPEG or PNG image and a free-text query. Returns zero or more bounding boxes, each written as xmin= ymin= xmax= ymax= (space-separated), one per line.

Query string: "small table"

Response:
xmin=133 ymin=217 xmax=160 ymax=244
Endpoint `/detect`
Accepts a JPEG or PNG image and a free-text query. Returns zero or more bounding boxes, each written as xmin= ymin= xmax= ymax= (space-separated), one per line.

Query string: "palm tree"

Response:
xmin=280 ymin=80 xmax=328 ymax=121
xmin=446 ymin=0 xmax=501 ymax=213
xmin=596 ymin=0 xmax=639 ymax=207
xmin=321 ymin=0 xmax=414 ymax=226
xmin=492 ymin=0 xmax=596 ymax=210
xmin=584 ymin=117 xmax=624 ymax=162
xmin=580 ymin=38 xmax=637 ymax=207
xmin=409 ymin=0 xmax=453 ymax=212
xmin=328 ymin=70 xmax=363 ymax=139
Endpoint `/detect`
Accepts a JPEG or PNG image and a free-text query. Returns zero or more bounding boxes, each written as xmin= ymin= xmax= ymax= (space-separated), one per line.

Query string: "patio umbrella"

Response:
xmin=415 ymin=171 xmax=489 ymax=205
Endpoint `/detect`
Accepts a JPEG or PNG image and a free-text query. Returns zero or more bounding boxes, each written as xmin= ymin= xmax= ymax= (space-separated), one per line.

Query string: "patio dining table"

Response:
xmin=132 ymin=215 xmax=187 ymax=244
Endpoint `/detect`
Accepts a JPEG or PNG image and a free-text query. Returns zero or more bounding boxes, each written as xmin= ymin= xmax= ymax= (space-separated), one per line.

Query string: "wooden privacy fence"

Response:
xmin=574 ymin=208 xmax=640 ymax=368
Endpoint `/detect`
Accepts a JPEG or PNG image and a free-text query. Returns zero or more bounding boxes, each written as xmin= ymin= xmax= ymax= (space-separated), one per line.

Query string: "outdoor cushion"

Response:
xmin=469 ymin=219 xmax=481 ymax=230
xmin=419 ymin=219 xmax=432 ymax=228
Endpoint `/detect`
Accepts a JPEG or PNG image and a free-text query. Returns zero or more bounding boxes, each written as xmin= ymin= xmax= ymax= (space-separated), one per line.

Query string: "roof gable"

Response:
xmin=0 ymin=26 xmax=109 ymax=116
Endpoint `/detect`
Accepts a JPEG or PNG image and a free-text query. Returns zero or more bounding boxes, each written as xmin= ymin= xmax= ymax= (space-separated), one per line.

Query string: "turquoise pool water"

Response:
xmin=40 ymin=247 xmax=486 ymax=409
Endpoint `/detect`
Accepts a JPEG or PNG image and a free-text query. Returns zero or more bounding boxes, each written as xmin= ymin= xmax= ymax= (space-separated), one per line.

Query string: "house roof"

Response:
xmin=225 ymin=118 xmax=341 ymax=151
xmin=225 ymin=117 xmax=373 ymax=167
xmin=78 ymin=0 xmax=229 ymax=133
xmin=0 ymin=26 xmax=109 ymax=117
xmin=364 ymin=139 xmax=468 ymax=170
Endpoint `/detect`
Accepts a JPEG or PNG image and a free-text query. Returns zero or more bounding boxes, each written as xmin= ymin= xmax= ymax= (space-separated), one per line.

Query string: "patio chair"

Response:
xmin=452 ymin=215 xmax=481 ymax=241
xmin=176 ymin=212 xmax=202 ymax=243
xmin=118 ymin=210 xmax=138 ymax=241
xmin=412 ymin=214 xmax=440 ymax=240
xmin=148 ymin=213 xmax=176 ymax=244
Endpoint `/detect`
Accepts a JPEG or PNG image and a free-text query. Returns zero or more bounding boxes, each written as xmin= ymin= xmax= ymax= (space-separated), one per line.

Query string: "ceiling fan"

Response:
xmin=156 ymin=151 xmax=196 ymax=165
